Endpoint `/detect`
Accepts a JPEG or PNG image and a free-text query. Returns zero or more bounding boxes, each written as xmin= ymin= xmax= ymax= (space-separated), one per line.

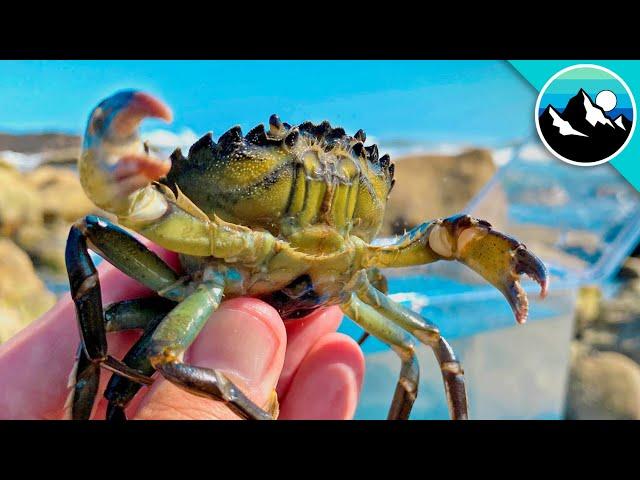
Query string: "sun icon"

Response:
xmin=595 ymin=90 xmax=617 ymax=112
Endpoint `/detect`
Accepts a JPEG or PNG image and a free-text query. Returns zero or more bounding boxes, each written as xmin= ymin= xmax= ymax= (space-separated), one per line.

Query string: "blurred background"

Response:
xmin=1 ymin=60 xmax=639 ymax=419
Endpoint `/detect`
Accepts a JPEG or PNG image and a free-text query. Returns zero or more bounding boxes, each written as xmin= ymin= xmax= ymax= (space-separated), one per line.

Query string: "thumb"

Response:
xmin=133 ymin=298 xmax=286 ymax=420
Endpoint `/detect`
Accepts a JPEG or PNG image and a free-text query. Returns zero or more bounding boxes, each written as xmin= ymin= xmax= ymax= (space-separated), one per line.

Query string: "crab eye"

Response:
xmin=89 ymin=108 xmax=105 ymax=135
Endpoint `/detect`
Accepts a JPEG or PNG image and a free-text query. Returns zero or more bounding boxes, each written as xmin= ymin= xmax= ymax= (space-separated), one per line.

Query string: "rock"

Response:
xmin=16 ymin=221 xmax=72 ymax=274
xmin=617 ymin=257 xmax=640 ymax=281
xmin=581 ymin=329 xmax=619 ymax=349
xmin=574 ymin=285 xmax=602 ymax=334
xmin=381 ymin=149 xmax=496 ymax=236
xmin=0 ymin=163 xmax=96 ymax=276
xmin=0 ymin=132 xmax=80 ymax=154
xmin=0 ymin=164 xmax=44 ymax=237
xmin=566 ymin=350 xmax=640 ymax=420
xmin=0 ymin=238 xmax=56 ymax=343
xmin=24 ymin=166 xmax=94 ymax=223
xmin=572 ymin=276 xmax=640 ymax=367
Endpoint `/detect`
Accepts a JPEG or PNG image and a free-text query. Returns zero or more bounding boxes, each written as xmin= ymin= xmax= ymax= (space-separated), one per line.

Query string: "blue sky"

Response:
xmin=0 ymin=60 xmax=537 ymax=146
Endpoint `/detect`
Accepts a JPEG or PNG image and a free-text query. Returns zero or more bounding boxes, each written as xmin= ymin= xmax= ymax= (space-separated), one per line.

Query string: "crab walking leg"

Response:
xmin=364 ymin=214 xmax=549 ymax=324
xmin=352 ymin=271 xmax=468 ymax=420
xmin=104 ymin=298 xmax=178 ymax=333
xmin=65 ymin=215 xmax=184 ymax=419
xmin=342 ymin=293 xmax=420 ymax=420
xmin=67 ymin=298 xmax=176 ymax=419
xmin=357 ymin=268 xmax=389 ymax=346
xmin=103 ymin=298 xmax=176 ymax=421
xmin=147 ymin=278 xmax=273 ymax=420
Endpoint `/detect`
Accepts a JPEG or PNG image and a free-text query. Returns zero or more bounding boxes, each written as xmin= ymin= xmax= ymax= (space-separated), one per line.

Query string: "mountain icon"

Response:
xmin=538 ymin=89 xmax=632 ymax=163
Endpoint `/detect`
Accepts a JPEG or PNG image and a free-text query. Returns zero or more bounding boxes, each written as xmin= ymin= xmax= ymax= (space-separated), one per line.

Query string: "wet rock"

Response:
xmin=381 ymin=149 xmax=496 ymax=236
xmin=0 ymin=238 xmax=56 ymax=343
xmin=566 ymin=350 xmax=640 ymax=420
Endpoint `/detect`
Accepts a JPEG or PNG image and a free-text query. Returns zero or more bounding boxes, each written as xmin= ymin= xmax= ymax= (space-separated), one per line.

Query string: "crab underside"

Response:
xmin=64 ymin=90 xmax=549 ymax=420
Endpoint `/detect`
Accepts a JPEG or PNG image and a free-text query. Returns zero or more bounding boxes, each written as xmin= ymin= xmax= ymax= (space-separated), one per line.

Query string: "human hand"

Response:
xmin=0 ymin=242 xmax=365 ymax=420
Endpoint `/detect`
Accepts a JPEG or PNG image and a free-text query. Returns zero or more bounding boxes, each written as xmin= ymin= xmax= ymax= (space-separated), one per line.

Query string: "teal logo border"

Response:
xmin=510 ymin=60 xmax=640 ymax=191
xmin=533 ymin=64 xmax=636 ymax=167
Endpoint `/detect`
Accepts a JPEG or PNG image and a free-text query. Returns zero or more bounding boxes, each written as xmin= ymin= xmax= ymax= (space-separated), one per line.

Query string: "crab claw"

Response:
xmin=80 ymin=90 xmax=173 ymax=213
xmin=428 ymin=214 xmax=549 ymax=324
xmin=109 ymin=91 xmax=173 ymax=137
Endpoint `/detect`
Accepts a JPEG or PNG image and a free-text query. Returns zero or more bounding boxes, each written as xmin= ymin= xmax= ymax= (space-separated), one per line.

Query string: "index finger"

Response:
xmin=0 ymin=240 xmax=178 ymax=419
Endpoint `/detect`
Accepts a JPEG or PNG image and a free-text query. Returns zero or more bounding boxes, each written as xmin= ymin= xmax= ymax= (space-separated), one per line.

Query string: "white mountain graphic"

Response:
xmin=547 ymin=106 xmax=587 ymax=137
xmin=615 ymin=115 xmax=627 ymax=131
xmin=581 ymin=91 xmax=615 ymax=129
xmin=538 ymin=88 xmax=632 ymax=163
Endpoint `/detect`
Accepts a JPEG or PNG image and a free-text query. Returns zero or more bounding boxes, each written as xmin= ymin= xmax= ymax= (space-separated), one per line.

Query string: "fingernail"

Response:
xmin=186 ymin=306 xmax=280 ymax=389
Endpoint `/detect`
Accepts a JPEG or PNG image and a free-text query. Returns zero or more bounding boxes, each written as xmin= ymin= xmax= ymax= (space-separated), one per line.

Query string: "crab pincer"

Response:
xmin=428 ymin=214 xmax=549 ymax=324
xmin=81 ymin=90 xmax=173 ymax=214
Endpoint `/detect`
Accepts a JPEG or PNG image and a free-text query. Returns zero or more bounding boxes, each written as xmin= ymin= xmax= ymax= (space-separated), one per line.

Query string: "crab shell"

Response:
xmin=165 ymin=120 xmax=393 ymax=245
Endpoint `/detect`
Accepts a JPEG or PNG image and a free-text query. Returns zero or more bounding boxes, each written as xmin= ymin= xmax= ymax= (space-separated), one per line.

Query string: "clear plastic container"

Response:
xmin=343 ymin=143 xmax=640 ymax=419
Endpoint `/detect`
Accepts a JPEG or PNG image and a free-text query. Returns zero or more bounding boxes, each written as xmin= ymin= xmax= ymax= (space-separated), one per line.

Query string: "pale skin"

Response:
xmin=0 ymin=239 xmax=365 ymax=420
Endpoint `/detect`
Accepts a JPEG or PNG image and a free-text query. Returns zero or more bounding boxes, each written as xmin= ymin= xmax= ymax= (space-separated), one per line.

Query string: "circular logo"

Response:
xmin=535 ymin=64 xmax=636 ymax=166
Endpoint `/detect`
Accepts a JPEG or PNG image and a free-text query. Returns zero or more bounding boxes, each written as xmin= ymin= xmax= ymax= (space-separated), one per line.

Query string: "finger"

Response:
xmin=132 ymin=298 xmax=287 ymax=420
xmin=277 ymin=306 xmax=344 ymax=399
xmin=0 ymin=238 xmax=177 ymax=419
xmin=279 ymin=332 xmax=364 ymax=420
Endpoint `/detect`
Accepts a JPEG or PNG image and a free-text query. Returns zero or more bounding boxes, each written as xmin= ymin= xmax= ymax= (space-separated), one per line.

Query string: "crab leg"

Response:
xmin=365 ymin=214 xmax=549 ymax=324
xmin=350 ymin=270 xmax=468 ymax=419
xmin=65 ymin=215 xmax=184 ymax=419
xmin=146 ymin=274 xmax=274 ymax=420
xmin=342 ymin=293 xmax=420 ymax=420
xmin=102 ymin=298 xmax=176 ymax=421
xmin=68 ymin=298 xmax=175 ymax=420
xmin=357 ymin=268 xmax=389 ymax=346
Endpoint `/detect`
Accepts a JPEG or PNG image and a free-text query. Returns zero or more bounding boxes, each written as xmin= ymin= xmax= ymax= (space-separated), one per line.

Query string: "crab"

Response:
xmin=65 ymin=90 xmax=549 ymax=420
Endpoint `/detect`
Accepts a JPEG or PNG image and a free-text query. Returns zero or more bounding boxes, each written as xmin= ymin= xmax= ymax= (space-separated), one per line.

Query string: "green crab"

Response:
xmin=65 ymin=90 xmax=548 ymax=420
